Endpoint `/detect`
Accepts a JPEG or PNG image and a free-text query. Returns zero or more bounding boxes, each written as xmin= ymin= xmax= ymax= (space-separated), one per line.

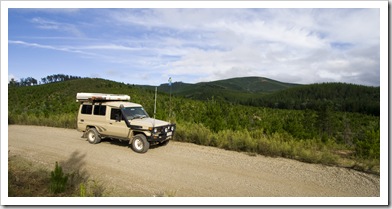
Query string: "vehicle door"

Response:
xmin=106 ymin=107 xmax=131 ymax=139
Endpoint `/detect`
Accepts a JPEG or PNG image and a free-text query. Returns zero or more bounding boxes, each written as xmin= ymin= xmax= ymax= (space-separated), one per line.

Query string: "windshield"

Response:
xmin=122 ymin=107 xmax=149 ymax=120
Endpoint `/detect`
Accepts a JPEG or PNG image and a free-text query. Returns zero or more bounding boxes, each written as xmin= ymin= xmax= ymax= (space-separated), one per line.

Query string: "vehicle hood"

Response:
xmin=129 ymin=117 xmax=170 ymax=128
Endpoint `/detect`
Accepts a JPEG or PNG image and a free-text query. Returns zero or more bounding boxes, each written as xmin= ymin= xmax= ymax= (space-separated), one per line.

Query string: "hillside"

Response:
xmin=250 ymin=83 xmax=380 ymax=116
xmin=8 ymin=78 xmax=158 ymax=120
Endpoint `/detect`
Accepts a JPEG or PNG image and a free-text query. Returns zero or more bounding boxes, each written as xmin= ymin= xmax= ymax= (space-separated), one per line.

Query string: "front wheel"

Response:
xmin=131 ymin=134 xmax=149 ymax=153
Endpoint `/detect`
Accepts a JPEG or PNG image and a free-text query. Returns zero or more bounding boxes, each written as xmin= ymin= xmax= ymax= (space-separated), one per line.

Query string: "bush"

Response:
xmin=50 ymin=162 xmax=68 ymax=194
xmin=175 ymin=122 xmax=214 ymax=146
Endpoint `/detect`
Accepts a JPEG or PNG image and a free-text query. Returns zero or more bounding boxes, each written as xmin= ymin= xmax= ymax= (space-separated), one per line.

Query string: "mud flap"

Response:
xmin=81 ymin=131 xmax=88 ymax=138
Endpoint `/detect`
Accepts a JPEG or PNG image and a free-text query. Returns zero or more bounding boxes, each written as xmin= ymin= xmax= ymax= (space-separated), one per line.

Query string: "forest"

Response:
xmin=8 ymin=76 xmax=381 ymax=174
xmin=8 ymin=74 xmax=84 ymax=86
xmin=145 ymin=77 xmax=380 ymax=116
xmin=246 ymin=83 xmax=380 ymax=116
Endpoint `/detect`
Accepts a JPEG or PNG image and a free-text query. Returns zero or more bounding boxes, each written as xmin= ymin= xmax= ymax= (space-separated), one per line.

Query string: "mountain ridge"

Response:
xmin=9 ymin=75 xmax=379 ymax=115
xmin=139 ymin=76 xmax=300 ymax=102
xmin=159 ymin=76 xmax=299 ymax=92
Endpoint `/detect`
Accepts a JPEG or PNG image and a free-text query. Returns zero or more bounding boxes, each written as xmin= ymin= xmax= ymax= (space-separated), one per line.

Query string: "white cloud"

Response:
xmin=9 ymin=40 xmax=96 ymax=56
xmin=30 ymin=17 xmax=84 ymax=37
xmin=315 ymin=9 xmax=380 ymax=45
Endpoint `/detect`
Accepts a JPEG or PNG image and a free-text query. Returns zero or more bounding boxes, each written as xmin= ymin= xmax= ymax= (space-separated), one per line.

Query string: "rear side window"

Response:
xmin=93 ymin=105 xmax=106 ymax=116
xmin=81 ymin=105 xmax=92 ymax=114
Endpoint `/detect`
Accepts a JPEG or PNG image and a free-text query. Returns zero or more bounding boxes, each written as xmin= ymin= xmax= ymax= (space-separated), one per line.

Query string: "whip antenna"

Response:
xmin=168 ymin=77 xmax=172 ymax=122
xmin=153 ymin=86 xmax=157 ymax=127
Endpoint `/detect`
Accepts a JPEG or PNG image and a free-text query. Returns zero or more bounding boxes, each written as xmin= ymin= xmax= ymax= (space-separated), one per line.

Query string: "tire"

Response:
xmin=87 ymin=128 xmax=101 ymax=144
xmin=131 ymin=134 xmax=149 ymax=153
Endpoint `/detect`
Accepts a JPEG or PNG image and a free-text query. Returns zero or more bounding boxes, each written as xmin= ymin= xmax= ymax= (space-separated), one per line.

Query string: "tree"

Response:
xmin=8 ymin=78 xmax=19 ymax=87
xmin=316 ymin=103 xmax=334 ymax=140
xmin=21 ymin=77 xmax=38 ymax=86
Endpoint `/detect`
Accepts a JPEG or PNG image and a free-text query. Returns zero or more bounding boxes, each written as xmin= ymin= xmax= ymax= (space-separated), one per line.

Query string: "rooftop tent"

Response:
xmin=76 ymin=92 xmax=130 ymax=102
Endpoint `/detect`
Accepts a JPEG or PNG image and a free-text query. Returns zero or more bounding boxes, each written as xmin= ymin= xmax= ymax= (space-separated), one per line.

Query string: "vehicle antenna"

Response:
xmin=153 ymin=86 xmax=157 ymax=128
xmin=168 ymin=77 xmax=172 ymax=122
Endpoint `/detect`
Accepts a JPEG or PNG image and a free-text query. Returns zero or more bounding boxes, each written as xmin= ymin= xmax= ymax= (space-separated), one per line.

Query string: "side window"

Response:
xmin=110 ymin=108 xmax=122 ymax=120
xmin=93 ymin=105 xmax=106 ymax=116
xmin=81 ymin=105 xmax=92 ymax=114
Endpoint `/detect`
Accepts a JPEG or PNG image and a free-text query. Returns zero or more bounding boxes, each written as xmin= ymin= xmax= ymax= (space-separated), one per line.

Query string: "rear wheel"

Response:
xmin=87 ymin=128 xmax=101 ymax=144
xmin=131 ymin=134 xmax=149 ymax=153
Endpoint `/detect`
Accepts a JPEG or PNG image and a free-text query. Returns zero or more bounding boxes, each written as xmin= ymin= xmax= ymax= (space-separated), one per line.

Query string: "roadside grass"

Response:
xmin=9 ymin=113 xmax=76 ymax=129
xmin=175 ymin=122 xmax=380 ymax=175
xmin=8 ymin=155 xmax=106 ymax=197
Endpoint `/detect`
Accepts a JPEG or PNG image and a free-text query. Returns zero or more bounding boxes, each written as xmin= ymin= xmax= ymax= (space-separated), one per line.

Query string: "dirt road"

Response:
xmin=8 ymin=125 xmax=379 ymax=198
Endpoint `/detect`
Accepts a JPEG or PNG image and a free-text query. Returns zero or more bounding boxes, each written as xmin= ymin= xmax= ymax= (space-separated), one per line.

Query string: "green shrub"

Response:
xmin=50 ymin=162 xmax=68 ymax=194
xmin=79 ymin=183 xmax=86 ymax=197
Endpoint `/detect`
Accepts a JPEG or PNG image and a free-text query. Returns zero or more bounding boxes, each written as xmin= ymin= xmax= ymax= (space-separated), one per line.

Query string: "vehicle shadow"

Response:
xmin=58 ymin=150 xmax=107 ymax=196
xmin=59 ymin=151 xmax=89 ymax=188
xmin=100 ymin=137 xmax=162 ymax=150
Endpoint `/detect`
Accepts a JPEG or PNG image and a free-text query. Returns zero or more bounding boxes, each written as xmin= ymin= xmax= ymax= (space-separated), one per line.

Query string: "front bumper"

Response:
xmin=147 ymin=124 xmax=176 ymax=142
xmin=147 ymin=131 xmax=174 ymax=142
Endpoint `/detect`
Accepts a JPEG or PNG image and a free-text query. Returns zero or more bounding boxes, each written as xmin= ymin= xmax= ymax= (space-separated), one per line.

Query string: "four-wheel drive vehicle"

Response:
xmin=76 ymin=92 xmax=175 ymax=153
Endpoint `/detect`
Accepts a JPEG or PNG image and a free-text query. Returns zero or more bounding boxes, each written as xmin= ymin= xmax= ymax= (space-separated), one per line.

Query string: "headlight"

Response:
xmin=164 ymin=127 xmax=168 ymax=133
xmin=153 ymin=128 xmax=158 ymax=133
xmin=171 ymin=126 xmax=175 ymax=131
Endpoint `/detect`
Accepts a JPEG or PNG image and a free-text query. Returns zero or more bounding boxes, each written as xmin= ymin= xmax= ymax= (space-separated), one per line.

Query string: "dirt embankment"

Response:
xmin=8 ymin=125 xmax=380 ymax=197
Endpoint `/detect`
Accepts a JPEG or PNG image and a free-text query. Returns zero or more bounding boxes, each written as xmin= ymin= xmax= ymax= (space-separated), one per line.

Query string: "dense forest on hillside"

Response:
xmin=8 ymin=77 xmax=380 ymax=174
xmin=143 ymin=77 xmax=379 ymax=116
xmin=246 ymin=83 xmax=380 ymax=116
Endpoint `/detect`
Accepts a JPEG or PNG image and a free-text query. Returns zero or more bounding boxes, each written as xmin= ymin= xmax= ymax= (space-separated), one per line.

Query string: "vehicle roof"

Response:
xmin=82 ymin=101 xmax=142 ymax=108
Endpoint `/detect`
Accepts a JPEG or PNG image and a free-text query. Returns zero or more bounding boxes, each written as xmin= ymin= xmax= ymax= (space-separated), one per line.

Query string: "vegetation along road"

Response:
xmin=8 ymin=125 xmax=379 ymax=197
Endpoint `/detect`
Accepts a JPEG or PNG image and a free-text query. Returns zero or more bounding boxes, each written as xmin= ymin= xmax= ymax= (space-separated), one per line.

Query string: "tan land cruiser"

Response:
xmin=76 ymin=93 xmax=175 ymax=153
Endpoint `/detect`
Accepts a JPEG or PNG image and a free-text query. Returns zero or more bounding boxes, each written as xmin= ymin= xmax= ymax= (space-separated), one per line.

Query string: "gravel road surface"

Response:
xmin=8 ymin=125 xmax=379 ymax=198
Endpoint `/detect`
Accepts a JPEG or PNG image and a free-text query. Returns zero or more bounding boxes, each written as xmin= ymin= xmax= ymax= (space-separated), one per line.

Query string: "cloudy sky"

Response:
xmin=7 ymin=4 xmax=382 ymax=86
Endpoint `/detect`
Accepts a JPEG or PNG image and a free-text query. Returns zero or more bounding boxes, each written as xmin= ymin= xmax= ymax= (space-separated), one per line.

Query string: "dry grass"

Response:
xmin=8 ymin=155 xmax=52 ymax=197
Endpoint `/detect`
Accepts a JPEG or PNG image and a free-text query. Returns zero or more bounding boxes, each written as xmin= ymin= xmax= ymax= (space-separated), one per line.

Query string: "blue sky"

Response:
xmin=7 ymin=6 xmax=382 ymax=86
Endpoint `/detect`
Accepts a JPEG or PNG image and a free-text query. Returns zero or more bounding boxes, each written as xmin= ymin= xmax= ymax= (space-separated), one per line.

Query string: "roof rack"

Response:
xmin=76 ymin=92 xmax=130 ymax=102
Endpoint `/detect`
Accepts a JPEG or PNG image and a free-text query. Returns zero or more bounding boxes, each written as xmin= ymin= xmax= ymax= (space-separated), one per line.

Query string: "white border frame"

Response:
xmin=1 ymin=0 xmax=388 ymax=206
